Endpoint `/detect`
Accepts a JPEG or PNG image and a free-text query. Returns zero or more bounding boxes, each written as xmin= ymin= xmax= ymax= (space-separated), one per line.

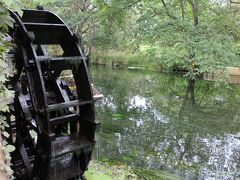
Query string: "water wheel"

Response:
xmin=5 ymin=8 xmax=102 ymax=180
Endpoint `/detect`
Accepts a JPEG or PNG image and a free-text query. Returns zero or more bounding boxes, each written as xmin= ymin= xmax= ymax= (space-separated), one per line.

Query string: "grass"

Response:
xmin=83 ymin=160 xmax=182 ymax=180
xmin=90 ymin=48 xmax=163 ymax=71
xmin=83 ymin=161 xmax=139 ymax=180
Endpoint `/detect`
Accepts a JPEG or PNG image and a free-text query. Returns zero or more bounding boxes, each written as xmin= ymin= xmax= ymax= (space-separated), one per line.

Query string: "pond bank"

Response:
xmin=84 ymin=160 xmax=179 ymax=180
xmin=90 ymin=49 xmax=162 ymax=72
xmin=91 ymin=56 xmax=240 ymax=85
xmin=84 ymin=161 xmax=139 ymax=180
xmin=90 ymin=50 xmax=240 ymax=84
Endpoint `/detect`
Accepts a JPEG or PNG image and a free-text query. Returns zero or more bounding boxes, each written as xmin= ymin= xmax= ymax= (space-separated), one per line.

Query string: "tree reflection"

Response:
xmin=90 ymin=66 xmax=240 ymax=179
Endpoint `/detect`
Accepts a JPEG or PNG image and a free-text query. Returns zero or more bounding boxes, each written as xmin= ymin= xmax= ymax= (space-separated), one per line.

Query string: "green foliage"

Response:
xmin=22 ymin=0 xmax=135 ymax=51
xmin=27 ymin=0 xmax=103 ymax=50
xmin=1 ymin=0 xmax=21 ymax=15
xmin=0 ymin=1 xmax=18 ymax=179
xmin=0 ymin=5 xmax=13 ymax=114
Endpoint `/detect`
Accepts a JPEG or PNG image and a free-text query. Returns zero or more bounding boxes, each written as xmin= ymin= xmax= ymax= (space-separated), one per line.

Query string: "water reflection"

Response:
xmin=90 ymin=66 xmax=240 ymax=179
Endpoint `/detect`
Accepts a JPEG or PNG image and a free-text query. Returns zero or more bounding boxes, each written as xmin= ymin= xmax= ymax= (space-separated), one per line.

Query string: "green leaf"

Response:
xmin=2 ymin=131 xmax=9 ymax=138
xmin=6 ymin=145 xmax=15 ymax=153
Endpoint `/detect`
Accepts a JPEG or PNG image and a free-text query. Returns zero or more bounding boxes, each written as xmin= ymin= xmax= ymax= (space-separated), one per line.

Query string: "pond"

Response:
xmin=90 ymin=66 xmax=240 ymax=179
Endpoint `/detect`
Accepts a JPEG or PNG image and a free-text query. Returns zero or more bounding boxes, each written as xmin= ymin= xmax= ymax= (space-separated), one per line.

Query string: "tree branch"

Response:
xmin=160 ymin=0 xmax=177 ymax=20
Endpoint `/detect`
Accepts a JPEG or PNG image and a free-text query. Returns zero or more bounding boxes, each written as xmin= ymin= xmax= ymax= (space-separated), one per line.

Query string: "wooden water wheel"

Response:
xmin=5 ymin=7 xmax=102 ymax=180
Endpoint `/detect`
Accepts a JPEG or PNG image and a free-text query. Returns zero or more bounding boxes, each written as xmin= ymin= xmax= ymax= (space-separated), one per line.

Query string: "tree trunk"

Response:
xmin=188 ymin=0 xmax=198 ymax=26
xmin=85 ymin=46 xmax=92 ymax=66
xmin=180 ymin=0 xmax=185 ymax=20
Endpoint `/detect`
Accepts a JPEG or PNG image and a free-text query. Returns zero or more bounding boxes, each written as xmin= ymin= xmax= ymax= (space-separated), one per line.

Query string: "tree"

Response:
xmin=136 ymin=1 xmax=239 ymax=76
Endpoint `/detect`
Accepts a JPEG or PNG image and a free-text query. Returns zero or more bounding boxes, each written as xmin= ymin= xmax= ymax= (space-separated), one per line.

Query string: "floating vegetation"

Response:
xmin=84 ymin=161 xmax=139 ymax=180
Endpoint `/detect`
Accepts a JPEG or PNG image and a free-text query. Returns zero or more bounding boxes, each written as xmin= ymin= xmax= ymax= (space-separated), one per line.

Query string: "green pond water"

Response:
xmin=90 ymin=66 xmax=240 ymax=179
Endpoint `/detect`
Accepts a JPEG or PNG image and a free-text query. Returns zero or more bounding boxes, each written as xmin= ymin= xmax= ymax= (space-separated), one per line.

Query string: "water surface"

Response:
xmin=90 ymin=66 xmax=240 ymax=179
